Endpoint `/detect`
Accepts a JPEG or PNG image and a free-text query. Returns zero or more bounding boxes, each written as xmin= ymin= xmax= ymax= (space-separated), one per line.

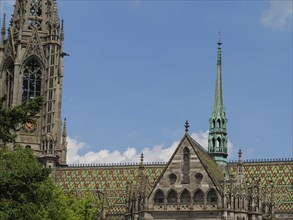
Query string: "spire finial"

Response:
xmin=62 ymin=117 xmax=67 ymax=137
xmin=218 ymin=31 xmax=222 ymax=46
xmin=184 ymin=120 xmax=189 ymax=133
xmin=238 ymin=149 xmax=242 ymax=160
xmin=60 ymin=19 xmax=64 ymax=41
xmin=140 ymin=153 xmax=144 ymax=165
xmin=217 ymin=31 xmax=222 ymax=65
xmin=1 ymin=13 xmax=6 ymax=46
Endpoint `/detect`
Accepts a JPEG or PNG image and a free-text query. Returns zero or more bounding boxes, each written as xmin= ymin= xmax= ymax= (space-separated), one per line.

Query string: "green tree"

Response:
xmin=0 ymin=95 xmax=43 ymax=145
xmin=64 ymin=190 xmax=102 ymax=220
xmin=0 ymin=146 xmax=69 ymax=219
xmin=0 ymin=97 xmax=102 ymax=219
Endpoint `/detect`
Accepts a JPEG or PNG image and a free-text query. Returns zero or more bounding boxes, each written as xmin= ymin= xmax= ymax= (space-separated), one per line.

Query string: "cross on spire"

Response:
xmin=185 ymin=120 xmax=189 ymax=133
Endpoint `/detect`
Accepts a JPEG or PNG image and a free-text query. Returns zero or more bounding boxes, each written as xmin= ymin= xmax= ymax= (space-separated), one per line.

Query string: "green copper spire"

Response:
xmin=214 ymin=33 xmax=223 ymax=112
xmin=208 ymin=32 xmax=228 ymax=171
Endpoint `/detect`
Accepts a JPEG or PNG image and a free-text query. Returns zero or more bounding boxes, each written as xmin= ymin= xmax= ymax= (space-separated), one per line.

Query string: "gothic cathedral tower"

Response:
xmin=208 ymin=34 xmax=228 ymax=174
xmin=0 ymin=0 xmax=67 ymax=167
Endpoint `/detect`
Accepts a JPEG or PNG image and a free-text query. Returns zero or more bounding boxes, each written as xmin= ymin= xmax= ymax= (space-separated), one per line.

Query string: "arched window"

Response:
xmin=217 ymin=137 xmax=221 ymax=149
xmin=207 ymin=189 xmax=217 ymax=203
xmin=169 ymin=173 xmax=177 ymax=185
xmin=5 ymin=61 xmax=14 ymax=106
xmin=195 ymin=173 xmax=203 ymax=182
xmin=212 ymin=119 xmax=216 ymax=128
xmin=154 ymin=190 xmax=164 ymax=204
xmin=22 ymin=58 xmax=42 ymax=102
xmin=180 ymin=189 xmax=191 ymax=205
xmin=217 ymin=119 xmax=221 ymax=128
xmin=212 ymin=138 xmax=216 ymax=148
xmin=167 ymin=190 xmax=177 ymax=205
xmin=193 ymin=189 xmax=204 ymax=203
xmin=182 ymin=147 xmax=190 ymax=184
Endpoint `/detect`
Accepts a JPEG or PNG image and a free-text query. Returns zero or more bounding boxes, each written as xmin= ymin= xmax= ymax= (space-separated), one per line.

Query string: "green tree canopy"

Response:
xmin=0 ymin=96 xmax=43 ymax=144
xmin=0 ymin=97 xmax=101 ymax=219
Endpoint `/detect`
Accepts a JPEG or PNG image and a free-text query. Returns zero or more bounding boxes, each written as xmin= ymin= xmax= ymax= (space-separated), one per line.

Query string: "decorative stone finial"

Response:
xmin=1 ymin=13 xmax=6 ymax=35
xmin=140 ymin=153 xmax=144 ymax=164
xmin=238 ymin=149 xmax=242 ymax=160
xmin=1 ymin=14 xmax=6 ymax=46
xmin=60 ymin=19 xmax=64 ymax=41
xmin=218 ymin=31 xmax=222 ymax=46
xmin=184 ymin=120 xmax=189 ymax=132
xmin=62 ymin=117 xmax=67 ymax=137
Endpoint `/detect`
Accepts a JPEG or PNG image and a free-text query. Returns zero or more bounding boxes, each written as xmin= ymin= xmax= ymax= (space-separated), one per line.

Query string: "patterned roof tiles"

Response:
xmin=55 ymin=159 xmax=292 ymax=215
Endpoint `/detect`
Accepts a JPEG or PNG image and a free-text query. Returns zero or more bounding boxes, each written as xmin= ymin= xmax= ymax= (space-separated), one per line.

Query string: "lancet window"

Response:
xmin=207 ymin=189 xmax=218 ymax=203
xmin=194 ymin=189 xmax=204 ymax=203
xmin=182 ymin=147 xmax=190 ymax=184
xmin=180 ymin=189 xmax=191 ymax=205
xmin=154 ymin=190 xmax=164 ymax=204
xmin=22 ymin=58 xmax=42 ymax=102
xmin=167 ymin=190 xmax=177 ymax=205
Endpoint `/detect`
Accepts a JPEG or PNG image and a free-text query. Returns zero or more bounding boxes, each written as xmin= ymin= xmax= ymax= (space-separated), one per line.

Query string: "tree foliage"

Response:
xmin=0 ymin=147 xmax=67 ymax=219
xmin=0 ymin=97 xmax=102 ymax=219
xmin=0 ymin=95 xmax=43 ymax=144
xmin=0 ymin=147 xmax=102 ymax=219
xmin=64 ymin=190 xmax=102 ymax=220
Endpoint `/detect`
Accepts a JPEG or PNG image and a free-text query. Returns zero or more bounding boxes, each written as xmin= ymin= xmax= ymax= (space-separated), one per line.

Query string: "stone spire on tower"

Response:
xmin=208 ymin=32 xmax=228 ymax=172
xmin=0 ymin=0 xmax=67 ymax=167
xmin=1 ymin=14 xmax=6 ymax=47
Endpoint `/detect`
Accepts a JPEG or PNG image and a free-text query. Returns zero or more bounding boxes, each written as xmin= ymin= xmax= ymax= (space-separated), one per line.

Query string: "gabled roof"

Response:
xmin=187 ymin=133 xmax=225 ymax=192
xmin=149 ymin=132 xmax=225 ymax=196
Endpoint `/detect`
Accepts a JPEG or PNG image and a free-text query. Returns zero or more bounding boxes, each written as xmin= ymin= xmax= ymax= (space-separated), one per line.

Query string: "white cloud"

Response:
xmin=260 ymin=1 xmax=293 ymax=30
xmin=67 ymin=130 xmax=235 ymax=165
xmin=67 ymin=135 xmax=178 ymax=164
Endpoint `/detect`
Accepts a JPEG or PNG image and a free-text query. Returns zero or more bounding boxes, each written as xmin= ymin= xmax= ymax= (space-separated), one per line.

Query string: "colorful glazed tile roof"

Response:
xmin=189 ymin=135 xmax=224 ymax=191
xmin=229 ymin=159 xmax=293 ymax=214
xmin=55 ymin=159 xmax=292 ymax=215
xmin=55 ymin=163 xmax=165 ymax=214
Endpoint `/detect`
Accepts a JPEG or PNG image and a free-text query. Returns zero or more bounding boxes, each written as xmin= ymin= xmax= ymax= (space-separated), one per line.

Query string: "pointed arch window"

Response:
xmin=217 ymin=119 xmax=221 ymax=128
xmin=193 ymin=189 xmax=204 ymax=203
xmin=217 ymin=137 xmax=221 ymax=150
xmin=5 ymin=61 xmax=14 ymax=106
xmin=22 ymin=58 xmax=42 ymax=102
xmin=180 ymin=189 xmax=191 ymax=205
xmin=207 ymin=189 xmax=217 ymax=203
xmin=154 ymin=190 xmax=164 ymax=204
xmin=212 ymin=138 xmax=216 ymax=149
xmin=182 ymin=147 xmax=190 ymax=184
xmin=167 ymin=190 xmax=177 ymax=205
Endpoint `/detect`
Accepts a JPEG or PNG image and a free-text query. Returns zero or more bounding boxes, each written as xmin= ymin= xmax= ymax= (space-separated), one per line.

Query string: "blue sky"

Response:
xmin=1 ymin=0 xmax=292 ymax=163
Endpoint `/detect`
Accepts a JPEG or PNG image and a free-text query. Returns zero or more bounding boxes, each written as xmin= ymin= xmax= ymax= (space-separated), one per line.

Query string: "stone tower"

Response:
xmin=0 ymin=0 xmax=67 ymax=167
xmin=208 ymin=34 xmax=228 ymax=173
